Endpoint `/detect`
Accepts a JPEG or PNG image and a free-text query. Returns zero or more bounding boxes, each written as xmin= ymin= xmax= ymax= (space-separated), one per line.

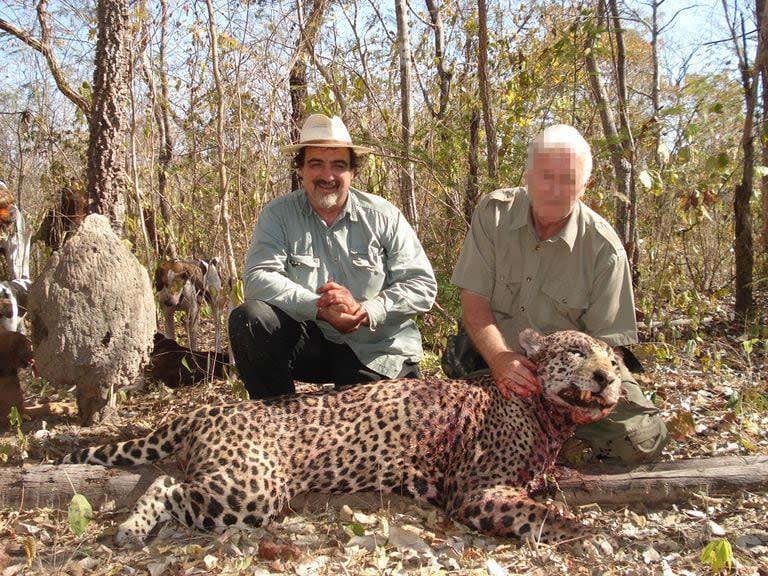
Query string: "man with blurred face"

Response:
xmin=449 ymin=124 xmax=668 ymax=464
xmin=228 ymin=114 xmax=437 ymax=399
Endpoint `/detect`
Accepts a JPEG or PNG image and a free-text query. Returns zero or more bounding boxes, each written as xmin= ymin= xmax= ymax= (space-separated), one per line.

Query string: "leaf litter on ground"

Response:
xmin=1 ymin=320 xmax=766 ymax=575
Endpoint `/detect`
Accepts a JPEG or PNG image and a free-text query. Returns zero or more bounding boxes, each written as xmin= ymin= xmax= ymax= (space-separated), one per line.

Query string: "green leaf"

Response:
xmin=700 ymin=539 xmax=733 ymax=572
xmin=677 ymin=146 xmax=692 ymax=164
xmin=68 ymin=494 xmax=93 ymax=536
xmin=709 ymin=102 xmax=724 ymax=113
xmin=343 ymin=522 xmax=366 ymax=537
xmin=705 ymin=152 xmax=730 ymax=171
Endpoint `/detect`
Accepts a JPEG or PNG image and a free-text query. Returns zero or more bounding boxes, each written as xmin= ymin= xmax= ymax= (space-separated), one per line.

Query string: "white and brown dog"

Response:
xmin=154 ymin=258 xmax=223 ymax=350
xmin=0 ymin=278 xmax=31 ymax=334
xmin=0 ymin=181 xmax=32 ymax=281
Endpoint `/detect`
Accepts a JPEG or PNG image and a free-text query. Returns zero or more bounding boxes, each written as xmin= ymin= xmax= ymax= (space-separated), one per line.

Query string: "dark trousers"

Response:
xmin=228 ymin=300 xmax=419 ymax=399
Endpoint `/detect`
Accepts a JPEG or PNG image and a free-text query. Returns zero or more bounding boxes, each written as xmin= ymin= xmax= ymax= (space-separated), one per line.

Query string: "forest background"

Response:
xmin=0 ymin=0 xmax=766 ymax=356
xmin=1 ymin=1 xmax=767 ymax=573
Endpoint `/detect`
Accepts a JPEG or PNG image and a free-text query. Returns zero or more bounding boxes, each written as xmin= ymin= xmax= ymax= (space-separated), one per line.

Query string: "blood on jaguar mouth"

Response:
xmin=559 ymin=385 xmax=614 ymax=409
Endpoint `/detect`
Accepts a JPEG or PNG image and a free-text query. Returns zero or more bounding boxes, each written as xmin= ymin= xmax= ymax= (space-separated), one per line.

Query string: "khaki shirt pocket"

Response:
xmin=491 ymin=268 xmax=522 ymax=319
xmin=540 ymin=278 xmax=589 ymax=331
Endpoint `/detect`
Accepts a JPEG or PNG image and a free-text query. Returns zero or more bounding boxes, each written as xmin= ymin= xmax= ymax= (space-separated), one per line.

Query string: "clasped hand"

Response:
xmin=316 ymin=282 xmax=368 ymax=334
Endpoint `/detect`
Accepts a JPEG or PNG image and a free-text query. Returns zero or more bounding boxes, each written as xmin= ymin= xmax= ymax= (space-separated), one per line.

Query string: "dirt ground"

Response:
xmin=0 ymin=320 xmax=766 ymax=576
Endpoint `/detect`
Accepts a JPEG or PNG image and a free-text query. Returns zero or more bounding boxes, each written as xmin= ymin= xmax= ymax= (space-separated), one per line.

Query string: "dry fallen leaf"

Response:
xmin=258 ymin=539 xmax=300 ymax=561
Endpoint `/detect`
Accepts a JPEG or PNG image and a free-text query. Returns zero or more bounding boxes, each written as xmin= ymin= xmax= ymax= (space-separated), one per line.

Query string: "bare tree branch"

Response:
xmin=0 ymin=1 xmax=91 ymax=120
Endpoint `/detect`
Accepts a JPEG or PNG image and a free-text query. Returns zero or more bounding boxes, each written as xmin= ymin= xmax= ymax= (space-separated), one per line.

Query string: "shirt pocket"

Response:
xmin=491 ymin=269 xmax=522 ymax=319
xmin=540 ymin=278 xmax=589 ymax=330
xmin=350 ymin=250 xmax=386 ymax=297
xmin=287 ymin=253 xmax=320 ymax=287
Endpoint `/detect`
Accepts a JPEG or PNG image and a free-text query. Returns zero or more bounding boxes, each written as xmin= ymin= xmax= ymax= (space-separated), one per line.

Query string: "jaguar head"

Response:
xmin=520 ymin=329 xmax=622 ymax=424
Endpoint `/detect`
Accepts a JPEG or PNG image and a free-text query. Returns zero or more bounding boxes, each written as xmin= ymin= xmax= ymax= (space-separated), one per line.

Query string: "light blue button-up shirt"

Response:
xmin=243 ymin=187 xmax=437 ymax=377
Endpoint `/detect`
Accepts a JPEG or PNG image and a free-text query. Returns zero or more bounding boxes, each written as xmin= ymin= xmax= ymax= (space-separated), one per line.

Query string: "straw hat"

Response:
xmin=280 ymin=114 xmax=372 ymax=154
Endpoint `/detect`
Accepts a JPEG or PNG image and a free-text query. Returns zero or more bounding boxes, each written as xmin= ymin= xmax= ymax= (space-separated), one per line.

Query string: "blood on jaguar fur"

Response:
xmin=60 ymin=328 xmax=623 ymax=548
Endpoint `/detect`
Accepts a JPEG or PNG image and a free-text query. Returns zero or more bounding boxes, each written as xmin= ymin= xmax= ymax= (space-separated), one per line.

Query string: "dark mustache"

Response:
xmin=312 ymin=179 xmax=339 ymax=188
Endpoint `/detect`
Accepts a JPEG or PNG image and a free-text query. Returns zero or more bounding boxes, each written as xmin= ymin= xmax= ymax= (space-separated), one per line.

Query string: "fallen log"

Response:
xmin=1 ymin=455 xmax=766 ymax=513
xmin=549 ymin=455 xmax=768 ymax=507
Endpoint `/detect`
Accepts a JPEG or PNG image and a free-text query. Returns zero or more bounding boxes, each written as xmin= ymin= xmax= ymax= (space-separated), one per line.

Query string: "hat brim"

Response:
xmin=280 ymin=142 xmax=373 ymax=155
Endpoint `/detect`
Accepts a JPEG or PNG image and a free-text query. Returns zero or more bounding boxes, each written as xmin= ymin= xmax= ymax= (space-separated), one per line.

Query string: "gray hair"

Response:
xmin=526 ymin=124 xmax=593 ymax=185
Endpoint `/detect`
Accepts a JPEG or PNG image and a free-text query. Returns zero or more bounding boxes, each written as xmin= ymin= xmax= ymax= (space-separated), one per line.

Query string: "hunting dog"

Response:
xmin=0 ymin=331 xmax=34 ymax=429
xmin=146 ymin=332 xmax=230 ymax=388
xmin=0 ymin=181 xmax=32 ymax=280
xmin=0 ymin=278 xmax=31 ymax=334
xmin=154 ymin=258 xmax=223 ymax=350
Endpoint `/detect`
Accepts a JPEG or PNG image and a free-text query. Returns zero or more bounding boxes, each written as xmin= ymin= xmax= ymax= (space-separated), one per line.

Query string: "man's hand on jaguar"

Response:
xmin=489 ymin=350 xmax=540 ymax=399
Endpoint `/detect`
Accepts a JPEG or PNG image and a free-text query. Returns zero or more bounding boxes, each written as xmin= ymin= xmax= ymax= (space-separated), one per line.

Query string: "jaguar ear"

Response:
xmin=519 ymin=328 xmax=545 ymax=359
xmin=614 ymin=345 xmax=644 ymax=373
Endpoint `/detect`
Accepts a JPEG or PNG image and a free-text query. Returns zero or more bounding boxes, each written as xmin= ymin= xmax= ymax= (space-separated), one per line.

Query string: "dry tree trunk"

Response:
xmin=476 ymin=0 xmax=497 ymax=181
xmin=395 ymin=0 xmax=419 ymax=231
xmin=86 ymin=0 xmax=131 ymax=231
xmin=549 ymin=455 xmax=768 ymax=507
xmin=287 ymin=0 xmax=330 ymax=191
xmin=205 ymin=0 xmax=238 ymax=298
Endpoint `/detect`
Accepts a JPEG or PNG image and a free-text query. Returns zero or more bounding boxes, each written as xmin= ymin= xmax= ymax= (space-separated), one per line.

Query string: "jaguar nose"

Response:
xmin=593 ymin=369 xmax=609 ymax=390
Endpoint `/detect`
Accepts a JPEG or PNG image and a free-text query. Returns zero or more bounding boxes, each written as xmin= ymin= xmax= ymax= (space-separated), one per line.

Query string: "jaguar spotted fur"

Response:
xmin=60 ymin=328 xmax=622 ymax=547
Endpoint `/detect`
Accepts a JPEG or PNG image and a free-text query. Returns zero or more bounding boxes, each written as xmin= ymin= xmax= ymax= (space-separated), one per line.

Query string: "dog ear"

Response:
xmin=153 ymin=265 xmax=167 ymax=292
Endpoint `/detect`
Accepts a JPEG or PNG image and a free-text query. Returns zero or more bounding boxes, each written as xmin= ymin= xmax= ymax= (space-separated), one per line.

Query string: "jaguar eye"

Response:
xmin=569 ymin=349 xmax=586 ymax=357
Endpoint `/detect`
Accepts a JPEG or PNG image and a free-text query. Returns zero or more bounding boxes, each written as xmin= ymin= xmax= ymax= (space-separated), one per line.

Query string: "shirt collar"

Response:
xmin=558 ymin=202 xmax=580 ymax=250
xmin=510 ymin=191 xmax=530 ymax=231
xmin=298 ymin=187 xmax=360 ymax=224
xmin=521 ymin=194 xmax=581 ymax=251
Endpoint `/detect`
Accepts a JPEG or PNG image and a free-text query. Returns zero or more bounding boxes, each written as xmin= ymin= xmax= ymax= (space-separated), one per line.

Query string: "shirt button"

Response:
xmin=535 ymin=245 xmax=541 ymax=251
xmin=520 ymin=306 xmax=525 ymax=312
xmin=526 ymin=277 xmax=531 ymax=282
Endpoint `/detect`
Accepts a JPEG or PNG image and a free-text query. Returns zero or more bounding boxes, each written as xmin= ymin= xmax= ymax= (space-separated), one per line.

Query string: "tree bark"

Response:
xmin=395 ymin=0 xmax=419 ymax=230
xmin=761 ymin=0 xmax=768 ymax=261
xmin=205 ymin=0 xmax=238 ymax=306
xmin=424 ymin=0 xmax=453 ymax=120
xmin=288 ymin=0 xmax=330 ymax=192
xmin=606 ymin=0 xmax=639 ymax=277
xmin=723 ymin=0 xmax=764 ymax=319
xmin=465 ymin=109 xmax=481 ymax=224
xmin=86 ymin=0 xmax=131 ymax=231
xmin=3 ymin=456 xmax=765 ymax=512
xmin=585 ymin=0 xmax=638 ymax=284
xmin=138 ymin=0 xmax=177 ymax=259
xmin=550 ymin=455 xmax=768 ymax=507
xmin=476 ymin=0 xmax=497 ymax=180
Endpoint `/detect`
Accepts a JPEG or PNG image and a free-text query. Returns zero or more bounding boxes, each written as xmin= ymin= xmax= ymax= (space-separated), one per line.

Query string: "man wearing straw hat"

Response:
xmin=229 ymin=114 xmax=437 ymax=399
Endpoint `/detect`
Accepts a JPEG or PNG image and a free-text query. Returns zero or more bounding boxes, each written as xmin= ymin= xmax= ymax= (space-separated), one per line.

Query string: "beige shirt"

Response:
xmin=451 ymin=187 xmax=637 ymax=353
